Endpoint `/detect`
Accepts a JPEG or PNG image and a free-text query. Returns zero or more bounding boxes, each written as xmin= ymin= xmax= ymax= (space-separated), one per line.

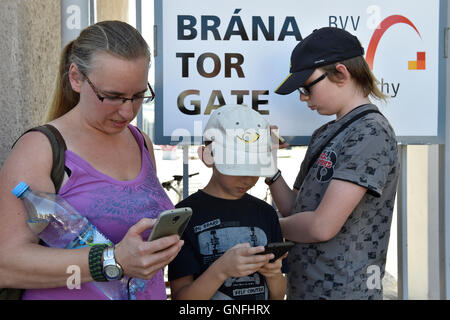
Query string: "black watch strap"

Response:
xmin=265 ymin=169 xmax=281 ymax=185
xmin=89 ymin=244 xmax=108 ymax=282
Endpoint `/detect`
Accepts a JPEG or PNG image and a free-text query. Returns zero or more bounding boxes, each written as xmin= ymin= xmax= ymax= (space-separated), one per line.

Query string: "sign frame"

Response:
xmin=154 ymin=0 xmax=447 ymax=146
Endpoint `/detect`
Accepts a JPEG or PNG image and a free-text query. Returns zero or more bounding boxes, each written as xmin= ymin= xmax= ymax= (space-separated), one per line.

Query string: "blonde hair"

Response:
xmin=45 ymin=20 xmax=150 ymax=122
xmin=320 ymin=56 xmax=387 ymax=101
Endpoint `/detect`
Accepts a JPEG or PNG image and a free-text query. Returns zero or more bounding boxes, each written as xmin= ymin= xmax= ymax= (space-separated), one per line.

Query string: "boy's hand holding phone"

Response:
xmin=257 ymin=252 xmax=287 ymax=278
xmin=257 ymin=241 xmax=294 ymax=262
xmin=213 ymin=243 xmax=272 ymax=281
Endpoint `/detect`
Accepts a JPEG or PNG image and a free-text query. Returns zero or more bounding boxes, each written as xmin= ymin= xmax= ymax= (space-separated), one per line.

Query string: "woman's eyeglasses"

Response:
xmin=298 ymin=72 xmax=328 ymax=96
xmin=81 ymin=71 xmax=155 ymax=107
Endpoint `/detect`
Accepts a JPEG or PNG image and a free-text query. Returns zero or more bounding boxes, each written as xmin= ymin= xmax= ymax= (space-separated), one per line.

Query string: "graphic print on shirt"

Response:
xmin=195 ymin=219 xmax=268 ymax=299
xmin=316 ymin=150 xmax=337 ymax=182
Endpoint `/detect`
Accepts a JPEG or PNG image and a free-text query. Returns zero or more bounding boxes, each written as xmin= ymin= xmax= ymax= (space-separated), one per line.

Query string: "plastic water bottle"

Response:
xmin=11 ymin=181 xmax=128 ymax=299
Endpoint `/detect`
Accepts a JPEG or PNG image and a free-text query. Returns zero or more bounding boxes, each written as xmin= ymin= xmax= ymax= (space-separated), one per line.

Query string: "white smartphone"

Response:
xmin=271 ymin=130 xmax=286 ymax=144
xmin=147 ymin=207 xmax=193 ymax=241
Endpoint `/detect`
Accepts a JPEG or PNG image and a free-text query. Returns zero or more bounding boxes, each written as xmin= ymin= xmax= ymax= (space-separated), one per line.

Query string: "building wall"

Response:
xmin=0 ymin=0 xmax=60 ymax=165
xmin=97 ymin=0 xmax=129 ymax=22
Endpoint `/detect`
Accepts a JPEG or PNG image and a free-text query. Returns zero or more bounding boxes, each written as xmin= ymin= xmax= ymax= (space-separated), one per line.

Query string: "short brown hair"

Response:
xmin=320 ymin=56 xmax=387 ymax=101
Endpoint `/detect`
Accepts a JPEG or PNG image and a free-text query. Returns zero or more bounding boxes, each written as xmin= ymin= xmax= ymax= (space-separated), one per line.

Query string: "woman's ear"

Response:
xmin=197 ymin=145 xmax=214 ymax=168
xmin=68 ymin=63 xmax=83 ymax=93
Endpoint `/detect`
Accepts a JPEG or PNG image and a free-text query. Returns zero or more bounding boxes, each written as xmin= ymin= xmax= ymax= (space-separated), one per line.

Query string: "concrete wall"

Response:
xmin=0 ymin=0 xmax=60 ymax=166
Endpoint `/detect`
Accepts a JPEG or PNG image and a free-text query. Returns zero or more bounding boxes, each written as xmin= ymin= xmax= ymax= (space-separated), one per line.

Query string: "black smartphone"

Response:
xmin=257 ymin=241 xmax=295 ymax=263
xmin=147 ymin=207 xmax=193 ymax=241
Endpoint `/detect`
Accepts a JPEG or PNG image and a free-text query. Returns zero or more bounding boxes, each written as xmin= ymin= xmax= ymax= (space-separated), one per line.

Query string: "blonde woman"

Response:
xmin=0 ymin=21 xmax=183 ymax=300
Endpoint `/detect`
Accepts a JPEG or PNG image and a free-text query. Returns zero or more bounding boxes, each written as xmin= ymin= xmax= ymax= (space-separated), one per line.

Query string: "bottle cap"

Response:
xmin=12 ymin=181 xmax=30 ymax=198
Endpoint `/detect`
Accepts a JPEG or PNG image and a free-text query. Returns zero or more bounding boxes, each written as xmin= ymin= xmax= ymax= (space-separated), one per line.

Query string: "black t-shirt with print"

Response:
xmin=168 ymin=190 xmax=285 ymax=300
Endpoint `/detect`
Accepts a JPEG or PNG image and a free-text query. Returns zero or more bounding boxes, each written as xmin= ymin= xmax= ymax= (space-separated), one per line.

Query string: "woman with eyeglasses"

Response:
xmin=0 ymin=21 xmax=183 ymax=300
xmin=267 ymin=27 xmax=399 ymax=300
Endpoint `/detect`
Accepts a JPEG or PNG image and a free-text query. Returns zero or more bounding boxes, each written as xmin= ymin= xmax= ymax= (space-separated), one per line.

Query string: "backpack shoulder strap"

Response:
xmin=12 ymin=124 xmax=67 ymax=192
xmin=305 ymin=109 xmax=382 ymax=173
xmin=134 ymin=126 xmax=149 ymax=151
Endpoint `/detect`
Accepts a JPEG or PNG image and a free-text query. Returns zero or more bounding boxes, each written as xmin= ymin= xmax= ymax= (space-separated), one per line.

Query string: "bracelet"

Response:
xmin=88 ymin=244 xmax=108 ymax=282
xmin=265 ymin=169 xmax=281 ymax=185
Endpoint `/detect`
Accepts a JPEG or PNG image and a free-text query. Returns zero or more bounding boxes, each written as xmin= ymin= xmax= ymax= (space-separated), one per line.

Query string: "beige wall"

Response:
xmin=0 ymin=0 xmax=60 ymax=166
xmin=407 ymin=146 xmax=431 ymax=299
xmin=398 ymin=145 xmax=440 ymax=300
xmin=97 ymin=0 xmax=129 ymax=22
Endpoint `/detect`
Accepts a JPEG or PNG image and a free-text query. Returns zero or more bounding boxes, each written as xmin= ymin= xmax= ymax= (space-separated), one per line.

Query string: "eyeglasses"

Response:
xmin=298 ymin=72 xmax=328 ymax=96
xmin=81 ymin=71 xmax=155 ymax=106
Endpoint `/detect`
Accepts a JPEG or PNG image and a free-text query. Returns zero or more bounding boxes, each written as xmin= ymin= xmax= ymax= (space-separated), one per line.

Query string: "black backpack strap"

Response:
xmin=12 ymin=124 xmax=67 ymax=193
xmin=305 ymin=109 xmax=382 ymax=173
xmin=134 ymin=126 xmax=149 ymax=151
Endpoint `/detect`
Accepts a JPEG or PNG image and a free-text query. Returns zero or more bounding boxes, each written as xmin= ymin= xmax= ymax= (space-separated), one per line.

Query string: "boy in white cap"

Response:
xmin=168 ymin=104 xmax=287 ymax=300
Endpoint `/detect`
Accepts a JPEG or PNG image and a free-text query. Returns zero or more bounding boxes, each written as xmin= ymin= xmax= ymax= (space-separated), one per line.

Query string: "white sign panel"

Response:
xmin=154 ymin=0 xmax=444 ymax=145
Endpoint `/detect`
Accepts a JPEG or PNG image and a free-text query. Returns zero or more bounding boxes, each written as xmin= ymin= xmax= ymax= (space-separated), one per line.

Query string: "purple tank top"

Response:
xmin=22 ymin=125 xmax=173 ymax=300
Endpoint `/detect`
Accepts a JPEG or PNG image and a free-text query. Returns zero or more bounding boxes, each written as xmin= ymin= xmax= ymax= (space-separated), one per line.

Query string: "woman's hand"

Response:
xmin=114 ymin=218 xmax=184 ymax=279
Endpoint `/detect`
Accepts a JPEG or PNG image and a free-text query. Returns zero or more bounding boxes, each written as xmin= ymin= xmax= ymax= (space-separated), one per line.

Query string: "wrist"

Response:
xmin=262 ymin=270 xmax=283 ymax=280
xmin=210 ymin=259 xmax=228 ymax=283
xmin=265 ymin=169 xmax=281 ymax=185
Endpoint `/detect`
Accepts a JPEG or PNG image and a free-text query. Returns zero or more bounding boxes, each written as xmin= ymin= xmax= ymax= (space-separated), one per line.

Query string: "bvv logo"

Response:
xmin=366 ymin=15 xmax=425 ymax=71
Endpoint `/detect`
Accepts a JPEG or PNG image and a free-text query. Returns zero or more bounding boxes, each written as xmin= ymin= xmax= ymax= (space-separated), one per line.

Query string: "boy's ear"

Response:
xmin=197 ymin=145 xmax=214 ymax=168
xmin=334 ymin=63 xmax=350 ymax=85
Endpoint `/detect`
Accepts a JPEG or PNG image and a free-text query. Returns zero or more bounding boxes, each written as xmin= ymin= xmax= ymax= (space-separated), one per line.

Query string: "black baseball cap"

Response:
xmin=275 ymin=27 xmax=365 ymax=95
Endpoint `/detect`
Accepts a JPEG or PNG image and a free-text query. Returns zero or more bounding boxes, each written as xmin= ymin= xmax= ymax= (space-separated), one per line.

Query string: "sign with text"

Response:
xmin=154 ymin=0 xmax=445 ymax=145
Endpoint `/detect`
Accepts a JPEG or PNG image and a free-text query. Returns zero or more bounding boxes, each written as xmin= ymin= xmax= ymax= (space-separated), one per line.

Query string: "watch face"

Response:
xmin=104 ymin=265 xmax=121 ymax=280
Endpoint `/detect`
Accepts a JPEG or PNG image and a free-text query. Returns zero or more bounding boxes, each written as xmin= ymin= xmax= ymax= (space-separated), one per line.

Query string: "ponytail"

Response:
xmin=44 ymin=40 xmax=80 ymax=122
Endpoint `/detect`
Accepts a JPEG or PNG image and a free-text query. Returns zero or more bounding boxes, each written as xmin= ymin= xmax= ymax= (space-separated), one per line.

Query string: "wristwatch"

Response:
xmin=265 ymin=169 xmax=282 ymax=185
xmin=102 ymin=246 xmax=123 ymax=281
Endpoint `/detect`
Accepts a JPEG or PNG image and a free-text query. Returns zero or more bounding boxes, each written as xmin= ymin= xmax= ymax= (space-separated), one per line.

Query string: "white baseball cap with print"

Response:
xmin=203 ymin=104 xmax=278 ymax=177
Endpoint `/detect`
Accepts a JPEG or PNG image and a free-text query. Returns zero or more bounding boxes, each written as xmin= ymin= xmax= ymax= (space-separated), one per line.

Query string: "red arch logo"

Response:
xmin=366 ymin=15 xmax=425 ymax=70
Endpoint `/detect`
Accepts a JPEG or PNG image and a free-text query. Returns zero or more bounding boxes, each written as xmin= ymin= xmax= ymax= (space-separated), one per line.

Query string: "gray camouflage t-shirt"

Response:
xmin=288 ymin=104 xmax=399 ymax=300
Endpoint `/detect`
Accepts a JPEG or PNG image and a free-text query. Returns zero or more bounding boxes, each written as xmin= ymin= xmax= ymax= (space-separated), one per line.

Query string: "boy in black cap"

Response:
xmin=268 ymin=27 xmax=400 ymax=299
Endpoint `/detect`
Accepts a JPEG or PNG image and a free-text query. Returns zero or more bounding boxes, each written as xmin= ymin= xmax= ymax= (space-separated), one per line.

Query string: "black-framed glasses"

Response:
xmin=81 ymin=71 xmax=155 ymax=106
xmin=298 ymin=72 xmax=328 ymax=96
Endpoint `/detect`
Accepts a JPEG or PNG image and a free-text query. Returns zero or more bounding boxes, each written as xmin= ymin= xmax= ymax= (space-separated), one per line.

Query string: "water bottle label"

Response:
xmin=69 ymin=225 xmax=112 ymax=248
